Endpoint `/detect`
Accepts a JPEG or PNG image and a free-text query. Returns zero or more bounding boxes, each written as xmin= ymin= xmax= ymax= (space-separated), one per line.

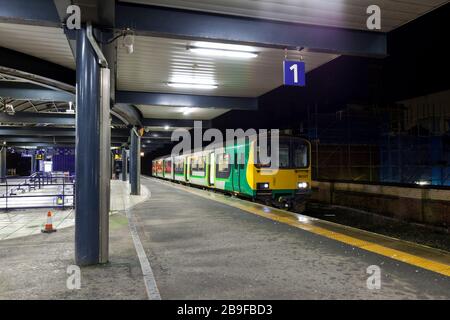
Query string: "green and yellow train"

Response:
xmin=152 ymin=135 xmax=312 ymax=211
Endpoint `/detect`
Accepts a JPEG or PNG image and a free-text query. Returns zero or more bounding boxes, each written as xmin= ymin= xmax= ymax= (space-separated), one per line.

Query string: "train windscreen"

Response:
xmin=256 ymin=137 xmax=309 ymax=169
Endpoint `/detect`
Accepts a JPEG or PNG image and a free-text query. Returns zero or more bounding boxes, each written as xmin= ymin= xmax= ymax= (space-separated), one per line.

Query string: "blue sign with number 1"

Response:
xmin=283 ymin=60 xmax=305 ymax=86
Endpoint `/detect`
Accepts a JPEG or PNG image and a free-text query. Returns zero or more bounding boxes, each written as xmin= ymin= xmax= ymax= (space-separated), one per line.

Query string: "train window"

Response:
xmin=256 ymin=142 xmax=271 ymax=168
xmin=164 ymin=160 xmax=172 ymax=173
xmin=216 ymin=153 xmax=231 ymax=179
xmin=279 ymin=144 xmax=290 ymax=168
xmin=190 ymin=156 xmax=206 ymax=177
xmin=198 ymin=156 xmax=205 ymax=171
xmin=292 ymin=141 xmax=309 ymax=168
xmin=174 ymin=159 xmax=184 ymax=174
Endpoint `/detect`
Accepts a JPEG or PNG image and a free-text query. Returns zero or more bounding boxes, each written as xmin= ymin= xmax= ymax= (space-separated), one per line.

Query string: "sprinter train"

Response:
xmin=152 ymin=135 xmax=311 ymax=211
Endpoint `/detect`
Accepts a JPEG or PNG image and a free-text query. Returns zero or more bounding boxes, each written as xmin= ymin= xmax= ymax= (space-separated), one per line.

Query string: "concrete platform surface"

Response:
xmin=0 ymin=213 xmax=147 ymax=299
xmin=133 ymin=177 xmax=450 ymax=299
xmin=0 ymin=180 xmax=148 ymax=241
xmin=0 ymin=181 xmax=150 ymax=299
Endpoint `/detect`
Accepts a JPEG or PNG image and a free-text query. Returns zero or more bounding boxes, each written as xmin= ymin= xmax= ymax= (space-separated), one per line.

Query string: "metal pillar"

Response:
xmin=0 ymin=147 xmax=6 ymax=182
xmin=30 ymin=153 xmax=36 ymax=174
xmin=130 ymin=128 xmax=141 ymax=195
xmin=122 ymin=148 xmax=128 ymax=181
xmin=75 ymin=26 xmax=110 ymax=266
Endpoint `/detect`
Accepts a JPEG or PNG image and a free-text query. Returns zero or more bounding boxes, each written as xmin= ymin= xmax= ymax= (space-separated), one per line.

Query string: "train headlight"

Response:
xmin=298 ymin=182 xmax=308 ymax=189
xmin=257 ymin=182 xmax=270 ymax=190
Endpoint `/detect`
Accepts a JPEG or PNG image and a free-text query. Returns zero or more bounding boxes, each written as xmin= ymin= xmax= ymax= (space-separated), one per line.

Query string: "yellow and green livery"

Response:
xmin=152 ymin=135 xmax=311 ymax=211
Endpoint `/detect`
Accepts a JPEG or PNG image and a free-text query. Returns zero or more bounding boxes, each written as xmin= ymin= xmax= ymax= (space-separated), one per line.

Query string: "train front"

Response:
xmin=248 ymin=136 xmax=312 ymax=212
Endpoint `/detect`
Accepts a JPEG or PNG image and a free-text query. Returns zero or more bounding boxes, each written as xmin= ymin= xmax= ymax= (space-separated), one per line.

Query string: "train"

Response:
xmin=151 ymin=135 xmax=312 ymax=212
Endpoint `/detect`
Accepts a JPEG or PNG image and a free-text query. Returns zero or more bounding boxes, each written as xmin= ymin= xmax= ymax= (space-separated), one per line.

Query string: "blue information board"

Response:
xmin=283 ymin=60 xmax=306 ymax=86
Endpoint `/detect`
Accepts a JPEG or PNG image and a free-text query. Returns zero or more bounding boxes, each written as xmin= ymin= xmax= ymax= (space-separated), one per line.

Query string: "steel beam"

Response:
xmin=116 ymin=91 xmax=257 ymax=110
xmin=0 ymin=82 xmax=74 ymax=101
xmin=1 ymin=136 xmax=126 ymax=144
xmin=0 ymin=112 xmax=122 ymax=126
xmin=0 ymin=47 xmax=75 ymax=89
xmin=141 ymin=118 xmax=211 ymax=128
xmin=0 ymin=112 xmax=75 ymax=125
xmin=116 ymin=3 xmax=387 ymax=57
xmin=5 ymin=142 xmax=123 ymax=148
xmin=112 ymin=104 xmax=143 ymax=126
xmin=121 ymin=148 xmax=127 ymax=181
xmin=0 ymin=147 xmax=6 ymax=182
xmin=0 ymin=126 xmax=129 ymax=137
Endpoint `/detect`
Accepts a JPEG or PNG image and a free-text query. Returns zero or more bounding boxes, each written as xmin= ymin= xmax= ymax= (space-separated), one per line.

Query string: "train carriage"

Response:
xmin=152 ymin=135 xmax=311 ymax=212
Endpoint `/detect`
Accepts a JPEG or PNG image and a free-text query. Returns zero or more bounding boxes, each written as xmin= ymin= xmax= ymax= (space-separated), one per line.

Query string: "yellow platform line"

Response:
xmin=150 ymin=178 xmax=450 ymax=277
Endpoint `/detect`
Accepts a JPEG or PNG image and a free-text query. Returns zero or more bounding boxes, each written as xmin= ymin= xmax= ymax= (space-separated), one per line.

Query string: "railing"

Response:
xmin=0 ymin=172 xmax=75 ymax=211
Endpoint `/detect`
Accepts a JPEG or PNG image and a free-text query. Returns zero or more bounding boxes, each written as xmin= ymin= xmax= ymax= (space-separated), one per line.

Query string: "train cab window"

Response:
xmin=279 ymin=144 xmax=290 ymax=168
xmin=216 ymin=153 xmax=231 ymax=179
xmin=293 ymin=142 xmax=308 ymax=168
xmin=256 ymin=137 xmax=309 ymax=169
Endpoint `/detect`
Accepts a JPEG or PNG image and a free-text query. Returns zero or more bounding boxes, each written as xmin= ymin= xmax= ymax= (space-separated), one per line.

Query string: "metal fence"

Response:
xmin=0 ymin=172 xmax=75 ymax=211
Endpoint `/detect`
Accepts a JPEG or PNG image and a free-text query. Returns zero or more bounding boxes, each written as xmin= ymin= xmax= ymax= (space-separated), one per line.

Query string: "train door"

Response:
xmin=232 ymin=150 xmax=240 ymax=192
xmin=185 ymin=157 xmax=190 ymax=182
xmin=209 ymin=152 xmax=215 ymax=185
xmin=232 ymin=144 xmax=244 ymax=193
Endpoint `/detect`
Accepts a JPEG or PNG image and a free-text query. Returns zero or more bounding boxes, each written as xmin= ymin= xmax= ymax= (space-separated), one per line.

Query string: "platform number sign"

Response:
xmin=283 ymin=60 xmax=305 ymax=86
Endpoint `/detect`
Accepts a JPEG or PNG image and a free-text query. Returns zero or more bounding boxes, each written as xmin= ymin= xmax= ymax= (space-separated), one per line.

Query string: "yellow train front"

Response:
xmin=152 ymin=135 xmax=312 ymax=212
xmin=246 ymin=136 xmax=312 ymax=211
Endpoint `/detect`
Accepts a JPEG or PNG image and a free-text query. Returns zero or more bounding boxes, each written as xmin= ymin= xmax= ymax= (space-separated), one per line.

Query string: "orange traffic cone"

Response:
xmin=41 ymin=211 xmax=57 ymax=233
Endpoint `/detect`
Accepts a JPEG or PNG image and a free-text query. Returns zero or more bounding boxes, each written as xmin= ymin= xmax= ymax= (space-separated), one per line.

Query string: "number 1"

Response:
xmin=290 ymin=64 xmax=298 ymax=83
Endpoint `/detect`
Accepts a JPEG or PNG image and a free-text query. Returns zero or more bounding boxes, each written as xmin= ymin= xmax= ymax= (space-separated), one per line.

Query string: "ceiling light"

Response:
xmin=167 ymin=82 xmax=218 ymax=89
xmin=193 ymin=41 xmax=256 ymax=52
xmin=182 ymin=107 xmax=194 ymax=115
xmin=164 ymin=125 xmax=170 ymax=130
xmin=188 ymin=47 xmax=258 ymax=59
xmin=189 ymin=41 xmax=258 ymax=58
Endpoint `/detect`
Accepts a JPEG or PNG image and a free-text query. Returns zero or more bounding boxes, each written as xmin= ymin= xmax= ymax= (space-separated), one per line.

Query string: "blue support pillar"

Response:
xmin=130 ymin=128 xmax=141 ymax=195
xmin=75 ymin=26 xmax=110 ymax=266
xmin=122 ymin=148 xmax=128 ymax=181
xmin=0 ymin=147 xmax=6 ymax=182
xmin=30 ymin=153 xmax=36 ymax=174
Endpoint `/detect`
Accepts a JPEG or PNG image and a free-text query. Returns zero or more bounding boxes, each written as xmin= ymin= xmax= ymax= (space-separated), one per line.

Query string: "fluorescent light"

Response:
xmin=182 ymin=107 xmax=194 ymax=115
xmin=189 ymin=47 xmax=258 ymax=58
xmin=168 ymin=82 xmax=218 ymax=89
xmin=193 ymin=42 xmax=255 ymax=52
xmin=188 ymin=42 xmax=258 ymax=58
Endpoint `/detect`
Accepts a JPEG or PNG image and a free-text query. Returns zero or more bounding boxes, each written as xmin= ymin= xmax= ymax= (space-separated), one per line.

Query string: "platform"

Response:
xmin=132 ymin=177 xmax=450 ymax=299
xmin=0 ymin=176 xmax=449 ymax=299
xmin=0 ymin=180 xmax=149 ymax=299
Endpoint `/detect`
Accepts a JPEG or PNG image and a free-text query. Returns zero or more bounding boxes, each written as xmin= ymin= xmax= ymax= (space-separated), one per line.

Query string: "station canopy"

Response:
xmin=0 ymin=0 xmax=448 ymax=150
